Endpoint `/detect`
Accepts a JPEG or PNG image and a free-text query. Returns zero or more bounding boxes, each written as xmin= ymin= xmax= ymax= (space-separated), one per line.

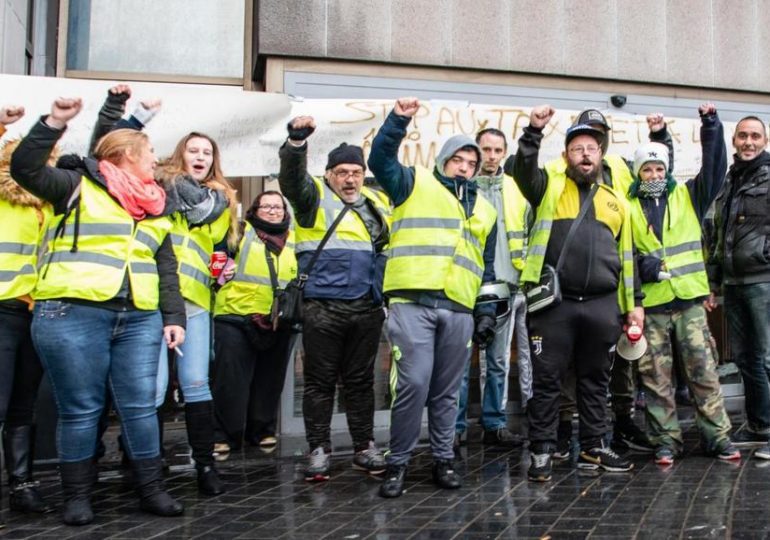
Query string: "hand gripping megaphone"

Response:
xmin=616 ymin=323 xmax=648 ymax=361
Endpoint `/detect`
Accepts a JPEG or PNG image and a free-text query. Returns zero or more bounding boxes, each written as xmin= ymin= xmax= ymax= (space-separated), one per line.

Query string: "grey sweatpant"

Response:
xmin=386 ymin=302 xmax=474 ymax=465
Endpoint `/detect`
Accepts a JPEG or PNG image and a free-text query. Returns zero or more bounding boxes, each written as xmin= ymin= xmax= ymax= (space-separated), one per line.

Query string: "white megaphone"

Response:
xmin=616 ymin=323 xmax=648 ymax=361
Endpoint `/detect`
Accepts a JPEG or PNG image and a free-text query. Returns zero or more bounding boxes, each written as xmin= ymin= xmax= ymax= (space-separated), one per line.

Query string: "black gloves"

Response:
xmin=473 ymin=314 xmax=496 ymax=349
xmin=287 ymin=121 xmax=315 ymax=142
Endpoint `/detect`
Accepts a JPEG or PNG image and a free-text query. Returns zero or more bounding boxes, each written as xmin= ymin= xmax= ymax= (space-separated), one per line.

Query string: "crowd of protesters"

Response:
xmin=1 ymin=86 xmax=769 ymax=525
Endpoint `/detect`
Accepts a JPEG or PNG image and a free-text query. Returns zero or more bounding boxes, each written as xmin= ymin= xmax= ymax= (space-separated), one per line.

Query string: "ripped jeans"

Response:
xmin=156 ymin=304 xmax=212 ymax=407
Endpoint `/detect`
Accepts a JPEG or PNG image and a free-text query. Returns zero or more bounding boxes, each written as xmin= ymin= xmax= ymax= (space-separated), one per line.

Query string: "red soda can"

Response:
xmin=210 ymin=251 xmax=227 ymax=278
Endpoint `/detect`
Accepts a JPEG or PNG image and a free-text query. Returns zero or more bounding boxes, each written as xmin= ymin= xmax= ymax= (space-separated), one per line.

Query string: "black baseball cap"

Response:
xmin=575 ymin=109 xmax=611 ymax=131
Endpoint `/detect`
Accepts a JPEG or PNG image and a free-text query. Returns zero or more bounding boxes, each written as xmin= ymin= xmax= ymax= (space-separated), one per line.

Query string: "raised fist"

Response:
xmin=698 ymin=102 xmax=717 ymax=116
xmin=394 ymin=97 xmax=420 ymax=118
xmin=140 ymin=99 xmax=163 ymax=114
xmin=0 ymin=105 xmax=25 ymax=126
xmin=646 ymin=113 xmax=665 ymax=133
xmin=287 ymin=116 xmax=316 ymax=142
xmin=529 ymin=105 xmax=555 ymax=129
xmin=109 ymin=84 xmax=132 ymax=98
xmin=46 ymin=98 xmax=83 ymax=129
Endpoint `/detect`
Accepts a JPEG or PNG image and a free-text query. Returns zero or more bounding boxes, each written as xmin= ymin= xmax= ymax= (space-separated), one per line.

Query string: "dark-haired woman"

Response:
xmin=211 ymin=191 xmax=297 ymax=452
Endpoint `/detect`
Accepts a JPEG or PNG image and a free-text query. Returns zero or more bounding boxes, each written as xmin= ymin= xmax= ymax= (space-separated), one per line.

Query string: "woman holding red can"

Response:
xmin=153 ymin=131 xmax=238 ymax=495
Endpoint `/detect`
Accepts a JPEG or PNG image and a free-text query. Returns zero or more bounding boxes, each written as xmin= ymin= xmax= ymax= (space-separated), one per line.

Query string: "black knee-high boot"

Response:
xmin=185 ymin=401 xmax=225 ymax=495
xmin=131 ymin=456 xmax=183 ymax=516
xmin=2 ymin=425 xmax=51 ymax=513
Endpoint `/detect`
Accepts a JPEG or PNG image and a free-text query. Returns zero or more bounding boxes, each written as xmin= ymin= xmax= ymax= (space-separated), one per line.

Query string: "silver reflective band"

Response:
xmin=665 ymin=241 xmax=702 ymax=257
xmin=180 ymin=263 xmax=210 ymax=285
xmin=134 ymin=231 xmax=160 ymax=254
xmin=388 ymin=245 xmax=456 ymax=258
xmin=47 ymin=251 xmax=125 ymax=269
xmin=234 ymin=275 xmax=272 ymax=286
xmin=186 ymin=239 xmax=210 ymax=267
xmin=296 ymin=238 xmax=372 ymax=253
xmin=47 ymin=222 xmax=133 ymax=241
xmin=390 ymin=217 xmax=461 ymax=234
xmin=170 ymin=233 xmax=185 ymax=246
xmin=506 ymin=230 xmax=526 ymax=240
xmin=453 ymin=255 xmax=484 ymax=279
xmin=528 ymin=245 xmax=547 ymax=257
xmin=0 ymin=265 xmax=35 ymax=281
xmin=0 ymin=242 xmax=36 ymax=256
xmin=130 ymin=262 xmax=158 ymax=274
xmin=668 ymin=261 xmax=706 ymax=277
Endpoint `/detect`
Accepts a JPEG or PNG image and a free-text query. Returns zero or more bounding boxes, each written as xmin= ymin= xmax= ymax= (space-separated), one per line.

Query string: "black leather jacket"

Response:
xmin=710 ymin=154 xmax=770 ymax=288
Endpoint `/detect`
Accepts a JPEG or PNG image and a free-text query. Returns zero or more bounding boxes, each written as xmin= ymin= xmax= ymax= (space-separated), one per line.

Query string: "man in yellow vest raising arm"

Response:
xmin=367 ymin=97 xmax=498 ymax=498
xmin=512 ymin=105 xmax=644 ymax=482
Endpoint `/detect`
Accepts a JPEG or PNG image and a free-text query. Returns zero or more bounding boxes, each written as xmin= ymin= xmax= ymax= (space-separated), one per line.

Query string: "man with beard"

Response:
xmin=709 ymin=115 xmax=770 ymax=457
xmin=512 ymin=105 xmax=644 ymax=481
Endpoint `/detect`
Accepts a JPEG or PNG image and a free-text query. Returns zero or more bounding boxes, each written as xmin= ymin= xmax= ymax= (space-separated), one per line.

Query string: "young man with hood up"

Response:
xmin=368 ymin=97 xmax=498 ymax=498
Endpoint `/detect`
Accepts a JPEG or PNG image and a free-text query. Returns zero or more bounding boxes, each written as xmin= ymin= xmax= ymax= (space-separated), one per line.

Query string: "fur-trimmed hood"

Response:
xmin=0 ymin=138 xmax=48 ymax=209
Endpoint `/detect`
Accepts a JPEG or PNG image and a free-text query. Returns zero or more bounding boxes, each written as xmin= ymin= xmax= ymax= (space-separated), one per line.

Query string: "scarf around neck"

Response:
xmin=99 ymin=160 xmax=166 ymax=220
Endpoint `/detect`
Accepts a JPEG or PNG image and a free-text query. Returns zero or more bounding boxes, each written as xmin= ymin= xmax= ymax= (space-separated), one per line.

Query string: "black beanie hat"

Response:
xmin=326 ymin=143 xmax=365 ymax=171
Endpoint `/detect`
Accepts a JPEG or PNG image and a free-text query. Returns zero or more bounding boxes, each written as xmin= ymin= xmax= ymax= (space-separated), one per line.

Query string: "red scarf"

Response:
xmin=99 ymin=160 xmax=166 ymax=220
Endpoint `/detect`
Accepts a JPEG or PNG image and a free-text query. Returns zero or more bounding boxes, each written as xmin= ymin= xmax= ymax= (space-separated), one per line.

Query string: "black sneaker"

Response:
xmin=578 ymin=444 xmax=633 ymax=472
xmin=482 ymin=427 xmax=523 ymax=448
xmin=528 ymin=452 xmax=552 ymax=482
xmin=379 ymin=464 xmax=407 ymax=498
xmin=432 ymin=459 xmax=461 ymax=489
xmin=732 ymin=425 xmax=770 ymax=448
xmin=613 ymin=416 xmax=654 ymax=453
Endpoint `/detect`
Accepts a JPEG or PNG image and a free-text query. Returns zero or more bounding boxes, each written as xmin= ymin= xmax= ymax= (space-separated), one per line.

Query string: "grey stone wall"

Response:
xmin=259 ymin=0 xmax=770 ymax=93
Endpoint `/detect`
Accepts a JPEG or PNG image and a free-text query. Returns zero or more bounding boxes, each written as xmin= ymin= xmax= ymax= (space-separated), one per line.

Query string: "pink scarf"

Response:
xmin=99 ymin=160 xmax=166 ymax=220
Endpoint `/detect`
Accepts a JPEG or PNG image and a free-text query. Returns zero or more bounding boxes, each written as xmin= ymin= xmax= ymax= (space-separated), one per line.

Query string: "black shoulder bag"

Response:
xmin=526 ymin=184 xmax=598 ymax=314
xmin=265 ymin=205 xmax=351 ymax=331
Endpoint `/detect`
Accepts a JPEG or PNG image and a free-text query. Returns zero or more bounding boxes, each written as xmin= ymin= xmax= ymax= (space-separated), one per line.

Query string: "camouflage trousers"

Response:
xmin=637 ymin=304 xmax=731 ymax=454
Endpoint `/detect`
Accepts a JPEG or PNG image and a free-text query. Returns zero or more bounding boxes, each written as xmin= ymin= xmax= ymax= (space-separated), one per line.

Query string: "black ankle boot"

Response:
xmin=185 ymin=401 xmax=225 ymax=496
xmin=3 ymin=425 xmax=51 ymax=513
xmin=379 ymin=464 xmax=407 ymax=498
xmin=131 ymin=456 xmax=183 ymax=516
xmin=432 ymin=459 xmax=462 ymax=489
xmin=59 ymin=460 xmax=95 ymax=526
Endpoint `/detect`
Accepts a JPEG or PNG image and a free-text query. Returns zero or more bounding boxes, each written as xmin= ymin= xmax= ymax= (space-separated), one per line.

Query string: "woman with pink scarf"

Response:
xmin=10 ymin=98 xmax=186 ymax=526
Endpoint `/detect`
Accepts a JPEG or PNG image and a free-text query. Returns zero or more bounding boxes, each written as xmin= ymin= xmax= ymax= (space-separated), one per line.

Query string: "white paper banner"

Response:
xmin=1 ymin=75 xmax=736 ymax=180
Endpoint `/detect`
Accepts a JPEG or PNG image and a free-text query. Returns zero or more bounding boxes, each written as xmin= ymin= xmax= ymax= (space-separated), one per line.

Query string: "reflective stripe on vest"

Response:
xmin=383 ymin=166 xmax=496 ymax=309
xmin=34 ymin=176 xmax=172 ymax=309
xmin=0 ymin=199 xmax=51 ymax=299
xmin=214 ymin=224 xmax=297 ymax=316
xmin=523 ymin=160 xmax=635 ymax=313
xmin=294 ymin=178 xmax=391 ymax=255
xmin=501 ymin=175 xmax=529 ymax=271
xmin=168 ymin=209 xmax=231 ymax=311
xmin=630 ymin=185 xmax=710 ymax=307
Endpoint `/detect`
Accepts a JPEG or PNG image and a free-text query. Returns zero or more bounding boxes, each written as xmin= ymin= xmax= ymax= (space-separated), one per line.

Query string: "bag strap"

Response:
xmin=264 ymin=248 xmax=280 ymax=291
xmin=555 ymin=183 xmax=598 ymax=273
xmin=299 ymin=204 xmax=352 ymax=285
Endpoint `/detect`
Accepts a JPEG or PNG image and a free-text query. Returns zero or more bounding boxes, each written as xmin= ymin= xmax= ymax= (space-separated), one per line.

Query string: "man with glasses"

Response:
xmin=512 ymin=105 xmax=644 ymax=482
xmin=367 ymin=97 xmax=498 ymax=498
xmin=278 ymin=116 xmax=391 ymax=482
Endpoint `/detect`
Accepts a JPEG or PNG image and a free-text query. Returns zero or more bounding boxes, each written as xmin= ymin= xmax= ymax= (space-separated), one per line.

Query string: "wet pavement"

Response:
xmin=2 ymin=410 xmax=770 ymax=539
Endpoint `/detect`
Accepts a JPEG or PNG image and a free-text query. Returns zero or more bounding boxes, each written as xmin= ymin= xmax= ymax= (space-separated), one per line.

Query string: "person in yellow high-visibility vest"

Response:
xmin=512 ymin=105 xmax=644 ymax=482
xmin=630 ymin=104 xmax=737 ymax=466
xmin=11 ymin=98 xmax=186 ymax=525
xmin=0 ymin=105 xmax=53 ymax=521
xmin=368 ymin=97 xmax=498 ymax=498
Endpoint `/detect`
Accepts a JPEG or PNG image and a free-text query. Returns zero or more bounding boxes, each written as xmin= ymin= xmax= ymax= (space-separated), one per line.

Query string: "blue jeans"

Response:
xmin=456 ymin=293 xmax=530 ymax=432
xmin=725 ymin=283 xmax=770 ymax=433
xmin=156 ymin=305 xmax=212 ymax=407
xmin=32 ymin=301 xmax=163 ymax=462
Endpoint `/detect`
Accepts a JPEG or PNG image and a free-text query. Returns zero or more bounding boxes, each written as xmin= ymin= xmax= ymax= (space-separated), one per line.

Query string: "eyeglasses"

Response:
xmin=332 ymin=169 xmax=365 ymax=180
xmin=567 ymin=145 xmax=601 ymax=156
xmin=258 ymin=204 xmax=284 ymax=212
